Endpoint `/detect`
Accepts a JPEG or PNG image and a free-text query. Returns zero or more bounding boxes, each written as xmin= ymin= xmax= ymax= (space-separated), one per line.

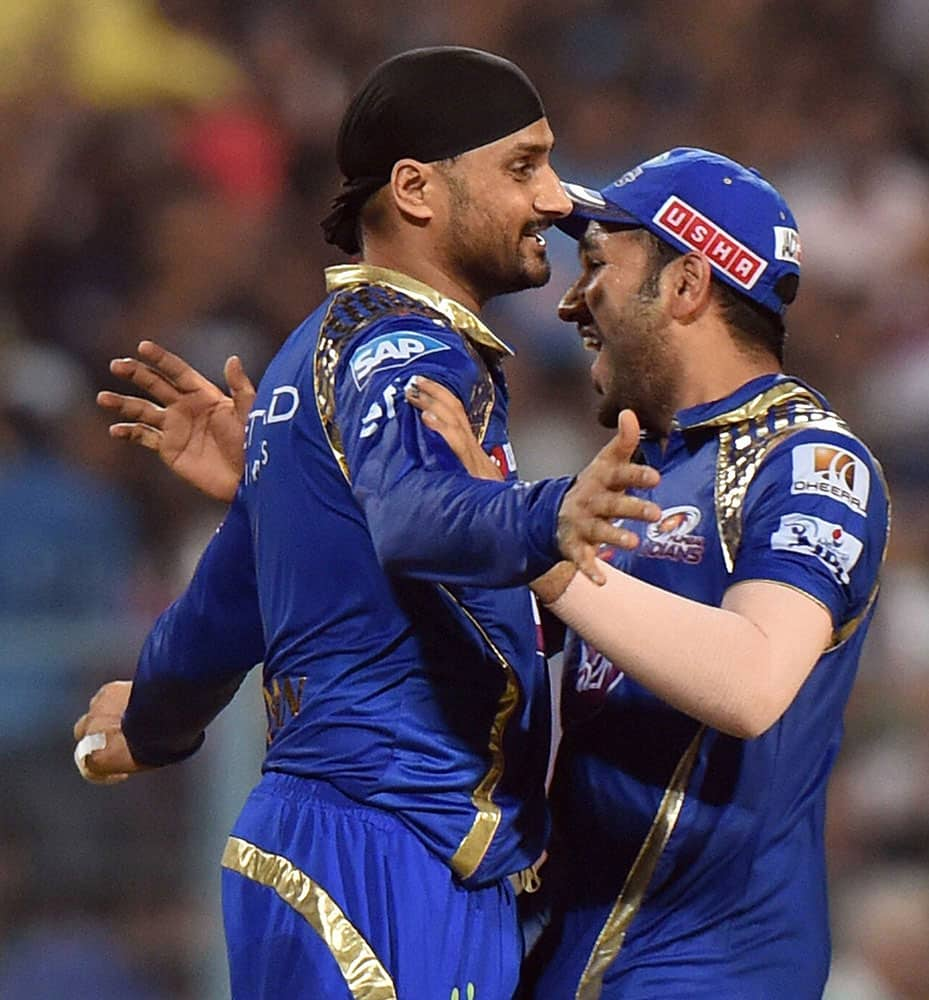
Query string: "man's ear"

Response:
xmin=669 ymin=251 xmax=713 ymax=322
xmin=389 ymin=159 xmax=435 ymax=223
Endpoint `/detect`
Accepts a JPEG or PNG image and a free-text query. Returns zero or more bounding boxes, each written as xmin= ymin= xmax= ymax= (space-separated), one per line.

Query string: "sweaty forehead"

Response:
xmin=579 ymin=221 xmax=643 ymax=258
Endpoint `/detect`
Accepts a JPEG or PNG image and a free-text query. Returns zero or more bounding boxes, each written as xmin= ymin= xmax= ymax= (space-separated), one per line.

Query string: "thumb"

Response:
xmin=224 ymin=356 xmax=257 ymax=423
xmin=611 ymin=408 xmax=642 ymax=462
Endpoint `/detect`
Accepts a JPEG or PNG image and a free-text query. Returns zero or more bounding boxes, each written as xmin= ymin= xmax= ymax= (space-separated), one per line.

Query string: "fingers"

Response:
xmin=585 ymin=493 xmax=661 ymax=523
xmin=74 ymin=727 xmax=132 ymax=785
xmin=108 ymin=422 xmax=163 ymax=452
xmin=73 ymin=712 xmax=89 ymax=741
xmin=404 ymin=376 xmax=468 ymax=428
xmin=97 ymin=391 xmax=166 ymax=428
xmin=224 ymin=355 xmax=257 ymax=423
xmin=136 ymin=340 xmax=211 ymax=394
xmin=109 ymin=357 xmax=180 ymax=405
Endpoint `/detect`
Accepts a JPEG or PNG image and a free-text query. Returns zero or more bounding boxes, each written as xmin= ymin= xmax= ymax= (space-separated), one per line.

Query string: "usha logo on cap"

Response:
xmin=652 ymin=196 xmax=767 ymax=291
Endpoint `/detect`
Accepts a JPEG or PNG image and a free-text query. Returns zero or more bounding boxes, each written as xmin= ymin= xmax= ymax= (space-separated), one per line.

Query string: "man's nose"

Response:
xmin=558 ymin=280 xmax=588 ymax=322
xmin=535 ymin=169 xmax=573 ymax=218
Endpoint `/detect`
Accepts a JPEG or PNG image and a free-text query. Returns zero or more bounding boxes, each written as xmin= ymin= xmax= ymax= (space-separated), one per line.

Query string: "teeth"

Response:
xmin=533 ymin=232 xmax=546 ymax=247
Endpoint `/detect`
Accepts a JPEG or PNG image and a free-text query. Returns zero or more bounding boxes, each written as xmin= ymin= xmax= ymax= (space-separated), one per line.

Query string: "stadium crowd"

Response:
xmin=1 ymin=1 xmax=927 ymax=996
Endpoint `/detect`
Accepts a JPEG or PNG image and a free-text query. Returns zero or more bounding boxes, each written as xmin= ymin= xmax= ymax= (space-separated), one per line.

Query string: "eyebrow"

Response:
xmin=577 ymin=231 xmax=598 ymax=255
xmin=507 ymin=142 xmax=552 ymax=157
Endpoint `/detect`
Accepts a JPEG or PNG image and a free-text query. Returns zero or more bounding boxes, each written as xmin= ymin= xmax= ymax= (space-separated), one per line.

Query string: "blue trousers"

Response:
xmin=221 ymin=772 xmax=522 ymax=999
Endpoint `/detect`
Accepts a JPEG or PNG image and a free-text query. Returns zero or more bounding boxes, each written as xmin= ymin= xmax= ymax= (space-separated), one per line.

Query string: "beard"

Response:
xmin=594 ymin=288 xmax=681 ymax=434
xmin=441 ymin=177 xmax=550 ymax=303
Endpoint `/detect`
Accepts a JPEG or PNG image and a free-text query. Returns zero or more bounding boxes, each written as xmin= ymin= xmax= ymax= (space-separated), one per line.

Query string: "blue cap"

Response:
xmin=558 ymin=147 xmax=801 ymax=316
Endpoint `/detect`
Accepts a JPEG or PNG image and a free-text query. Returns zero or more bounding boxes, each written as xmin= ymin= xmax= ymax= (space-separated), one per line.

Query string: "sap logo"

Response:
xmin=652 ymin=196 xmax=767 ymax=290
xmin=774 ymin=226 xmax=802 ymax=265
xmin=770 ymin=513 xmax=863 ymax=585
xmin=350 ymin=332 xmax=450 ymax=388
xmin=791 ymin=443 xmax=870 ymax=516
xmin=641 ymin=505 xmax=706 ymax=564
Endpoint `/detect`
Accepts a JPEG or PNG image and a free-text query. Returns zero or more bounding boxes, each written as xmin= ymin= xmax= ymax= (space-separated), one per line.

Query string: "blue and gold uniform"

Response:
xmin=123 ymin=265 xmax=571 ymax=999
xmin=534 ymin=375 xmax=890 ymax=1000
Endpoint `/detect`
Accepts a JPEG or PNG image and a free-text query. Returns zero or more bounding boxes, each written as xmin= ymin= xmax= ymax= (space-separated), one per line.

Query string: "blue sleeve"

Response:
xmin=731 ymin=429 xmax=889 ymax=626
xmin=122 ymin=492 xmax=265 ymax=766
xmin=335 ymin=318 xmax=572 ymax=587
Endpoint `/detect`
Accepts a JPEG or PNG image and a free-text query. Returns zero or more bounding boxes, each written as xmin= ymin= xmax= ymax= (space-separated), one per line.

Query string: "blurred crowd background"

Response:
xmin=1 ymin=1 xmax=928 ymax=997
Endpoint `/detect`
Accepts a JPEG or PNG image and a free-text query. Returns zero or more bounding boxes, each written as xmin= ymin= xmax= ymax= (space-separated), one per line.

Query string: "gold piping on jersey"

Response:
xmin=221 ymin=836 xmax=397 ymax=999
xmin=576 ymin=726 xmax=706 ymax=1000
xmin=314 ymin=272 xmax=497 ymax=483
xmin=442 ymin=587 xmax=522 ymax=880
xmin=312 ymin=269 xmax=513 ymax=878
xmin=325 ymin=264 xmax=514 ymax=357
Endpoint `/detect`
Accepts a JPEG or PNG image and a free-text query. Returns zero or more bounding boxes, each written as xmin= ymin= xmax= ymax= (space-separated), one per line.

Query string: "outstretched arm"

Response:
xmin=404 ymin=376 xmax=661 ymax=584
xmin=97 ymin=340 xmax=254 ymax=502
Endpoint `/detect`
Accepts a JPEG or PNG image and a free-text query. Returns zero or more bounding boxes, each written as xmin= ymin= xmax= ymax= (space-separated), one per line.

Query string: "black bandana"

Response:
xmin=321 ymin=46 xmax=545 ymax=255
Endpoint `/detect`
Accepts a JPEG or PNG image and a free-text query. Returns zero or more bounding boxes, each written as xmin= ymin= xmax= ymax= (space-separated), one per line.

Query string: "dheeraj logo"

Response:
xmin=790 ymin=443 xmax=870 ymax=516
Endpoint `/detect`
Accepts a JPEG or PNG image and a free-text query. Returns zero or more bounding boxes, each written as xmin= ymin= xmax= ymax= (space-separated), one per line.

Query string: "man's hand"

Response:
xmin=97 ymin=341 xmax=254 ymax=503
xmin=73 ymin=681 xmax=145 ymax=785
xmin=557 ymin=410 xmax=661 ymax=585
xmin=404 ymin=375 xmax=504 ymax=480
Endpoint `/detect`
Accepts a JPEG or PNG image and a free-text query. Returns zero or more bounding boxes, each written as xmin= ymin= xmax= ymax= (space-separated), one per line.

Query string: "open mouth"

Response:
xmin=523 ymin=227 xmax=547 ymax=248
xmin=579 ymin=325 xmax=602 ymax=351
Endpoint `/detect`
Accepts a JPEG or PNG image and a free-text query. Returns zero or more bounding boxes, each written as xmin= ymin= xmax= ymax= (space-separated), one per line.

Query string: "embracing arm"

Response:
xmin=541 ymin=562 xmax=832 ymax=739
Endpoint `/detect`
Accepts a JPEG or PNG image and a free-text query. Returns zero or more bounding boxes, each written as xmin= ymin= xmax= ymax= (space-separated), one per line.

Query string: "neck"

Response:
xmin=676 ymin=347 xmax=779 ymax=414
xmin=668 ymin=313 xmax=780 ymax=419
xmin=363 ymin=241 xmax=483 ymax=314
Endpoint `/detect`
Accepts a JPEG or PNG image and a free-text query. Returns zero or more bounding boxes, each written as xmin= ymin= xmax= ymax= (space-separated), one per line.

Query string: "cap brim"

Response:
xmin=555 ymin=181 xmax=642 ymax=239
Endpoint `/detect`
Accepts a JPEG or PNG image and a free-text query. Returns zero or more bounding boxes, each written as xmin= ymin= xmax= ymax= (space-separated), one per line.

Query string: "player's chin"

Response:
xmin=516 ymin=252 xmax=552 ymax=289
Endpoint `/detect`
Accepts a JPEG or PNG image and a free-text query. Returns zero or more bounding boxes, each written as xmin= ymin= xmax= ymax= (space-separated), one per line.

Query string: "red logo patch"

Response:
xmin=654 ymin=197 xmax=767 ymax=290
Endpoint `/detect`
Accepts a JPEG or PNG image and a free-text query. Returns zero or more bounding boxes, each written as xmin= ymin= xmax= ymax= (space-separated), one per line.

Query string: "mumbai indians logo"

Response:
xmin=641 ymin=505 xmax=706 ymax=564
xmin=790 ymin=443 xmax=870 ymax=516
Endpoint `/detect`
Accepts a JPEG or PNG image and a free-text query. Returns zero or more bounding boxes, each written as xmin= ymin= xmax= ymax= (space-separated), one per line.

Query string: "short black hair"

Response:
xmin=637 ymin=230 xmax=787 ymax=364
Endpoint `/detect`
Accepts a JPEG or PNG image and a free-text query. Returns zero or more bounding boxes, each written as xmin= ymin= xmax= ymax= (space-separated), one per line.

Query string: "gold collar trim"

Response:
xmin=681 ymin=379 xmax=821 ymax=431
xmin=324 ymin=264 xmax=514 ymax=358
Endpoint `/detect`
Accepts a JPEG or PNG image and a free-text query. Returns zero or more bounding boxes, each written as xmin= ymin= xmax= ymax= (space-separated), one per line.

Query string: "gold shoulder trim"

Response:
xmin=314 ymin=277 xmax=496 ymax=483
xmin=576 ymin=726 xmax=706 ymax=999
xmin=695 ymin=381 xmax=854 ymax=573
xmin=698 ymin=379 xmax=890 ymax=648
xmin=325 ymin=264 xmax=514 ymax=357
xmin=443 ymin=587 xmax=522 ymax=881
xmin=222 ymin=836 xmax=397 ymax=999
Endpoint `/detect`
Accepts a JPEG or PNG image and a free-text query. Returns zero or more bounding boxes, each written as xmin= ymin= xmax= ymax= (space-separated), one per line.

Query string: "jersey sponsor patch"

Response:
xmin=652 ymin=196 xmax=767 ymax=290
xmin=641 ymin=505 xmax=706 ymax=564
xmin=489 ymin=442 xmax=517 ymax=477
xmin=350 ymin=332 xmax=450 ymax=389
xmin=790 ymin=443 xmax=870 ymax=515
xmin=770 ymin=513 xmax=863 ymax=585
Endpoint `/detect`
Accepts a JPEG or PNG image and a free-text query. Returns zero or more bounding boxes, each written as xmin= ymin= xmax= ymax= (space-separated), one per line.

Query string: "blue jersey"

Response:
xmin=124 ymin=264 xmax=570 ymax=888
xmin=537 ymin=374 xmax=890 ymax=999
